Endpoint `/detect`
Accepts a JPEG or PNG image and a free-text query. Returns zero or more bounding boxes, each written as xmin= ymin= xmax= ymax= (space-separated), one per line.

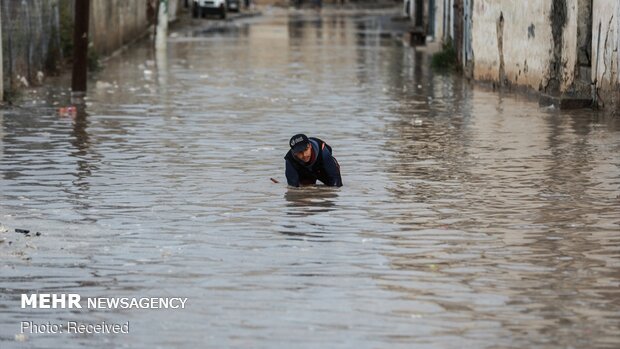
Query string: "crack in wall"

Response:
xmin=601 ymin=15 xmax=613 ymax=86
xmin=496 ymin=11 xmax=506 ymax=87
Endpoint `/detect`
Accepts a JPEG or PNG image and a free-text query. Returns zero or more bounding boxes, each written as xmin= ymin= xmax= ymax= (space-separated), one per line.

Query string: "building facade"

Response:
xmin=1 ymin=0 xmax=183 ymax=98
xmin=408 ymin=0 xmax=619 ymax=112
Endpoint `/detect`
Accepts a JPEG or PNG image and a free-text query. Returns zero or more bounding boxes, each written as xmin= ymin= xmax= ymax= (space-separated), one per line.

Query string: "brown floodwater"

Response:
xmin=1 ymin=8 xmax=619 ymax=349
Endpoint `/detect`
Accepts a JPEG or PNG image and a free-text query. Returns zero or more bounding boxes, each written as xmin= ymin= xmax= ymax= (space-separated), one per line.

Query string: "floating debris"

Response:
xmin=13 ymin=229 xmax=41 ymax=237
xmin=37 ymin=71 xmax=45 ymax=84
xmin=17 ymin=75 xmax=29 ymax=87
xmin=96 ymin=81 xmax=113 ymax=89
xmin=58 ymin=106 xmax=77 ymax=118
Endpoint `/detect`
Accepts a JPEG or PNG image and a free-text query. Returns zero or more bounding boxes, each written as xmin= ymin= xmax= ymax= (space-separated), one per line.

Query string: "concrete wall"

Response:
xmin=440 ymin=0 xmax=618 ymax=111
xmin=89 ymin=0 xmax=152 ymax=57
xmin=432 ymin=0 xmax=452 ymax=43
xmin=1 ymin=0 xmax=182 ymax=98
xmin=90 ymin=0 xmax=184 ymax=56
xmin=431 ymin=0 xmax=445 ymax=42
xmin=1 ymin=0 xmax=63 ymax=92
xmin=560 ymin=0 xmax=579 ymax=93
xmin=592 ymin=0 xmax=619 ymax=110
xmin=471 ymin=1 xmax=557 ymax=91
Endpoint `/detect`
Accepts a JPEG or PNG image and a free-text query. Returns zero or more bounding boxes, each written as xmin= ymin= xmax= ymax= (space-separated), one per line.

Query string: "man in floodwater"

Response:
xmin=285 ymin=134 xmax=342 ymax=187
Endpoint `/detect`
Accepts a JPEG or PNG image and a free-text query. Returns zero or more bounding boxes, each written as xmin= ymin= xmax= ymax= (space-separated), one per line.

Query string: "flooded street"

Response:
xmin=2 ymin=8 xmax=620 ymax=348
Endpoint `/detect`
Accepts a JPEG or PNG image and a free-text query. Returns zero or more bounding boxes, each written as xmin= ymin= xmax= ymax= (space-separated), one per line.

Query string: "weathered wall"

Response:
xmin=472 ymin=1 xmax=558 ymax=91
xmin=454 ymin=0 xmax=618 ymax=110
xmin=431 ymin=0 xmax=445 ymax=42
xmin=89 ymin=0 xmax=152 ymax=57
xmin=559 ymin=0 xmax=578 ymax=93
xmin=168 ymin=0 xmax=183 ymax=22
xmin=470 ymin=0 xmax=595 ymax=99
xmin=1 ymin=0 xmax=182 ymax=97
xmin=90 ymin=0 xmax=183 ymax=56
xmin=1 ymin=0 xmax=63 ymax=92
xmin=438 ymin=0 xmax=453 ymax=43
xmin=592 ymin=0 xmax=619 ymax=110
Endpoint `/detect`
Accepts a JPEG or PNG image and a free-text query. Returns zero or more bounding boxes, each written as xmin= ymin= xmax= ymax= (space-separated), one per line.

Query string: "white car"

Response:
xmin=193 ymin=0 xmax=227 ymax=19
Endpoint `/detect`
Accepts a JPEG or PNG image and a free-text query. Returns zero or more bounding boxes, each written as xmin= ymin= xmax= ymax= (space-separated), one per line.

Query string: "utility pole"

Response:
xmin=71 ymin=0 xmax=90 ymax=95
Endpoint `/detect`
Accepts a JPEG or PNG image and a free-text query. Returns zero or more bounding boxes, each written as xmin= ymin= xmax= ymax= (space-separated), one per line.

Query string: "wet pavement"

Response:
xmin=1 ymin=7 xmax=620 ymax=349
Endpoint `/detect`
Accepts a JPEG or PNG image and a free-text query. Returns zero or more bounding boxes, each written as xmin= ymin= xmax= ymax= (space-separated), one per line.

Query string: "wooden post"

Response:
xmin=71 ymin=0 xmax=90 ymax=95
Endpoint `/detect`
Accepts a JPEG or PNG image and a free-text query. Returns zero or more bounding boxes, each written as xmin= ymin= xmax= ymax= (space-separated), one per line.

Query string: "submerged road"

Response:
xmin=1 ymin=7 xmax=619 ymax=348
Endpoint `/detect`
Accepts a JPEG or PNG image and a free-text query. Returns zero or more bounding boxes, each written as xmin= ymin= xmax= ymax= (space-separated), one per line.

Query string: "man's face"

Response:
xmin=294 ymin=143 xmax=312 ymax=163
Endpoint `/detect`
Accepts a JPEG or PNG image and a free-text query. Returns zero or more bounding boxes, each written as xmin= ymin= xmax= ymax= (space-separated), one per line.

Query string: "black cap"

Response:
xmin=289 ymin=134 xmax=309 ymax=153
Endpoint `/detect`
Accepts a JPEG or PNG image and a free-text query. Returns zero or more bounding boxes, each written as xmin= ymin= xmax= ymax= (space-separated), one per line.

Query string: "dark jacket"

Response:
xmin=284 ymin=137 xmax=342 ymax=187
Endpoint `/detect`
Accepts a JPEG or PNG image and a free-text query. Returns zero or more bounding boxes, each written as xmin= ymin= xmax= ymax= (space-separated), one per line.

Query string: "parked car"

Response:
xmin=192 ymin=0 xmax=227 ymax=19
xmin=227 ymin=0 xmax=240 ymax=12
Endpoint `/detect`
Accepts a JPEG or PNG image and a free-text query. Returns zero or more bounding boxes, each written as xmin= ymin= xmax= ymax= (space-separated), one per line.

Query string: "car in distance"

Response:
xmin=192 ymin=0 xmax=227 ymax=19
xmin=227 ymin=0 xmax=240 ymax=12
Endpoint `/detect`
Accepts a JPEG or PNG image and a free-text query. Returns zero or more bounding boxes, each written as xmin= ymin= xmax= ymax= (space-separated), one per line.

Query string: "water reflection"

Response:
xmin=278 ymin=187 xmax=339 ymax=240
xmin=65 ymin=103 xmax=100 ymax=223
xmin=68 ymin=104 xmax=94 ymax=189
xmin=284 ymin=187 xmax=339 ymax=216
xmin=377 ymin=38 xmax=620 ymax=345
